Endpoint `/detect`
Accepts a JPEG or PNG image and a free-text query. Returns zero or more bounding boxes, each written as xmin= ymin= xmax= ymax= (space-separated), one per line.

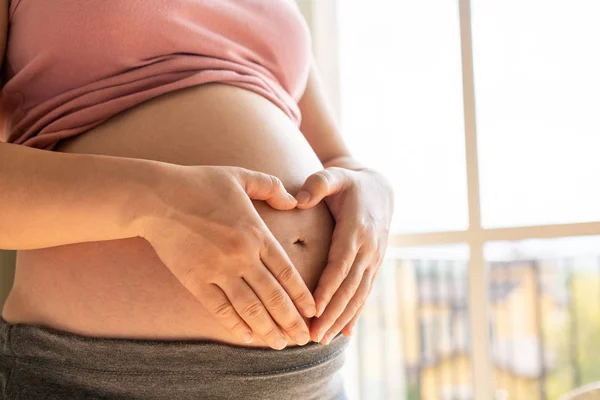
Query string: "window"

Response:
xmin=471 ymin=0 xmax=600 ymax=229
xmin=419 ymin=318 xmax=431 ymax=362
xmin=338 ymin=0 xmax=468 ymax=234
xmin=486 ymin=238 xmax=600 ymax=400
xmin=302 ymin=0 xmax=600 ymax=399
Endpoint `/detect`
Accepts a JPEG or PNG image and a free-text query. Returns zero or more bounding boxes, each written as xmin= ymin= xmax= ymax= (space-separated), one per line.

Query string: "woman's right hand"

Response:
xmin=138 ymin=164 xmax=316 ymax=349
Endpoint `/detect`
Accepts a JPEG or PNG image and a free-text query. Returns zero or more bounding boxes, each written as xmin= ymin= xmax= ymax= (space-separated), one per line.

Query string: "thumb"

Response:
xmin=235 ymin=169 xmax=297 ymax=210
xmin=295 ymin=168 xmax=350 ymax=209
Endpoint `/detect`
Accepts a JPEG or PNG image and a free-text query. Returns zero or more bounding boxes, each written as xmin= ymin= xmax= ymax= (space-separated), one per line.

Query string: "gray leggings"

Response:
xmin=0 ymin=317 xmax=350 ymax=399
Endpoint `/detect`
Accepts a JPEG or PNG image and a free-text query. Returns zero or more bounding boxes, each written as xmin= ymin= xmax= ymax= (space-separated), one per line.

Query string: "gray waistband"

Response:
xmin=1 ymin=317 xmax=350 ymax=400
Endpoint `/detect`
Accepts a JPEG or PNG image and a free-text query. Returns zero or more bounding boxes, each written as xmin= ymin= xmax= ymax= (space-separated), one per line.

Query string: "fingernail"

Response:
xmin=287 ymin=193 xmax=298 ymax=203
xmin=324 ymin=332 xmax=335 ymax=344
xmin=316 ymin=330 xmax=325 ymax=343
xmin=296 ymin=190 xmax=311 ymax=205
xmin=315 ymin=302 xmax=326 ymax=318
xmin=296 ymin=331 xmax=310 ymax=346
xmin=305 ymin=304 xmax=316 ymax=318
xmin=241 ymin=332 xmax=254 ymax=343
xmin=274 ymin=337 xmax=287 ymax=350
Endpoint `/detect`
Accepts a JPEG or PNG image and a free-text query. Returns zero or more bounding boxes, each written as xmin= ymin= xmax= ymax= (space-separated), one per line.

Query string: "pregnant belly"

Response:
xmin=2 ymin=83 xmax=334 ymax=347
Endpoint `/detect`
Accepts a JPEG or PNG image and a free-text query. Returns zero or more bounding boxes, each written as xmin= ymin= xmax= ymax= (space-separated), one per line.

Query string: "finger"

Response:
xmin=236 ymin=169 xmax=297 ymax=210
xmin=312 ymin=225 xmax=361 ymax=317
xmin=197 ymin=283 xmax=255 ymax=344
xmin=310 ymin=251 xmax=371 ymax=342
xmin=295 ymin=168 xmax=351 ymax=209
xmin=220 ymin=278 xmax=289 ymax=350
xmin=342 ymin=302 xmax=365 ymax=337
xmin=245 ymin=265 xmax=311 ymax=345
xmin=342 ymin=258 xmax=382 ymax=336
xmin=260 ymin=232 xmax=316 ymax=318
xmin=321 ymin=267 xmax=375 ymax=344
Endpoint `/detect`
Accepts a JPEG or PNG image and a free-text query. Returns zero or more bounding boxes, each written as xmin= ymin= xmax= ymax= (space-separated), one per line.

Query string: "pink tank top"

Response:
xmin=0 ymin=0 xmax=312 ymax=150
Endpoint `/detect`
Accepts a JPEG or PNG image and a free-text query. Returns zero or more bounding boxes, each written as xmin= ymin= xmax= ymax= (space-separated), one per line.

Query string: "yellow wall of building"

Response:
xmin=494 ymin=368 xmax=540 ymax=400
xmin=420 ymin=354 xmax=472 ymax=400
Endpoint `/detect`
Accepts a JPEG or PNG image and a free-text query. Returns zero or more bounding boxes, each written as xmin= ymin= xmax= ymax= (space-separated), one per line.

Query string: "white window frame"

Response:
xmin=300 ymin=1 xmax=600 ymax=399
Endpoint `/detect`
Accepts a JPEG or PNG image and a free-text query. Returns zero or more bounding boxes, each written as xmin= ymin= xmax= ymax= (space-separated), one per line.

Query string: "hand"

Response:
xmin=295 ymin=159 xmax=394 ymax=344
xmin=139 ymin=165 xmax=316 ymax=350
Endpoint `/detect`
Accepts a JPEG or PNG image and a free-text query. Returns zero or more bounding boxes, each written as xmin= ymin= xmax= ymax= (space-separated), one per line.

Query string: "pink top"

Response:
xmin=0 ymin=0 xmax=312 ymax=150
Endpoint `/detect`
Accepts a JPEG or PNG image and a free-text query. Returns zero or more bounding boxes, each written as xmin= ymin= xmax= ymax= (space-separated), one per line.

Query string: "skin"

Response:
xmin=1 ymin=84 xmax=327 ymax=351
xmin=0 ymin=0 xmax=394 ymax=349
xmin=296 ymin=162 xmax=394 ymax=342
xmin=296 ymin=60 xmax=395 ymax=343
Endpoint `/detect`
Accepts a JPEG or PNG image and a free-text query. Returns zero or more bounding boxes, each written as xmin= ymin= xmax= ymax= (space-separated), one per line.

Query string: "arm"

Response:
xmin=297 ymin=58 xmax=367 ymax=171
xmin=296 ymin=59 xmax=395 ymax=343
xmin=0 ymin=141 xmax=169 ymax=250
xmin=297 ymin=58 xmax=353 ymax=168
xmin=0 ymin=141 xmax=316 ymax=348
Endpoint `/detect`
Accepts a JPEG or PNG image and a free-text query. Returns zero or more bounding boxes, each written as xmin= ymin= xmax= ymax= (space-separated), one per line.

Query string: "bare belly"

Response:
xmin=1 ymin=83 xmax=334 ymax=347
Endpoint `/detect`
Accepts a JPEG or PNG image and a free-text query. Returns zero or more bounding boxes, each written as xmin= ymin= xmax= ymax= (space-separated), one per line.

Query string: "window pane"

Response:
xmin=342 ymin=244 xmax=473 ymax=400
xmin=485 ymin=236 xmax=600 ymax=399
xmin=338 ymin=0 xmax=468 ymax=234
xmin=472 ymin=0 xmax=600 ymax=228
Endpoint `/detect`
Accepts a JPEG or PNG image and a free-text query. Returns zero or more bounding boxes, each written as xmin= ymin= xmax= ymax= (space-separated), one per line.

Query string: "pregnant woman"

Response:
xmin=0 ymin=0 xmax=393 ymax=399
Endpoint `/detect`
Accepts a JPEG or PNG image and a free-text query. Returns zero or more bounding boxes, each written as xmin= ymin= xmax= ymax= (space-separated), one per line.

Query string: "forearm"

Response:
xmin=298 ymin=58 xmax=354 ymax=165
xmin=0 ymin=142 xmax=165 ymax=250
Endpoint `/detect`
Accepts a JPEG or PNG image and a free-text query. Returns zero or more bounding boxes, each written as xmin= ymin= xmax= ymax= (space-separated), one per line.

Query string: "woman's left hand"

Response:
xmin=295 ymin=158 xmax=394 ymax=344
